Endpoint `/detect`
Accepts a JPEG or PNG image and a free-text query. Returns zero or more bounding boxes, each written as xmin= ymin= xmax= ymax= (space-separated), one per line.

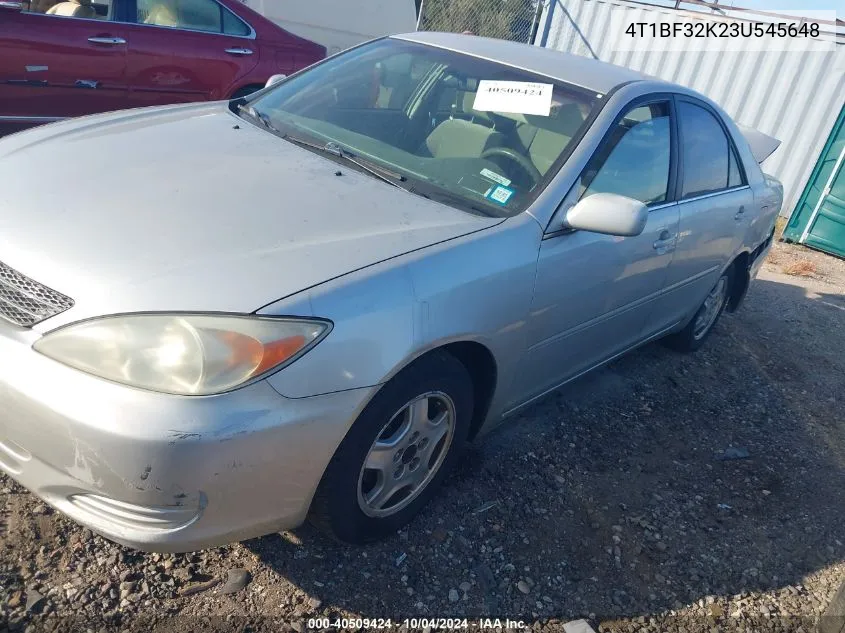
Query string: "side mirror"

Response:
xmin=264 ymin=74 xmax=287 ymax=89
xmin=564 ymin=193 xmax=648 ymax=237
xmin=0 ymin=0 xmax=24 ymax=10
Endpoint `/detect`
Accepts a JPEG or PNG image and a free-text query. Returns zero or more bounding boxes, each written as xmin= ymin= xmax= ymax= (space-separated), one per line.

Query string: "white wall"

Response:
xmin=537 ymin=0 xmax=845 ymax=216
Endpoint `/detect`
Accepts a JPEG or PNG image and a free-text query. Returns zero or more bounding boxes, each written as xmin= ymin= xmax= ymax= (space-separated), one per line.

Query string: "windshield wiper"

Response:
xmin=281 ymin=134 xmax=408 ymax=190
xmin=237 ymin=104 xmax=279 ymax=133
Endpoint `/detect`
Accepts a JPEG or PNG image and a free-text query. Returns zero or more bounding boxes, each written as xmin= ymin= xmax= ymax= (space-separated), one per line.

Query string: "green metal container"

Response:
xmin=783 ymin=104 xmax=845 ymax=258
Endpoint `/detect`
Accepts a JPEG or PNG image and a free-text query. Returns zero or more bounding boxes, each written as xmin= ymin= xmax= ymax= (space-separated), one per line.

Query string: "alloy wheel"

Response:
xmin=693 ymin=276 xmax=729 ymax=341
xmin=357 ymin=392 xmax=456 ymax=518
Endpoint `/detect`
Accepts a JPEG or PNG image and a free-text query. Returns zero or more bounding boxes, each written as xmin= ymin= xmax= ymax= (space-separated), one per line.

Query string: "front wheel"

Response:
xmin=663 ymin=272 xmax=731 ymax=352
xmin=309 ymin=351 xmax=474 ymax=543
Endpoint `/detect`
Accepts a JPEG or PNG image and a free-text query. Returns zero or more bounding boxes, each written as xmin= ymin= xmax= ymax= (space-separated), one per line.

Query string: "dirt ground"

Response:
xmin=1 ymin=239 xmax=844 ymax=633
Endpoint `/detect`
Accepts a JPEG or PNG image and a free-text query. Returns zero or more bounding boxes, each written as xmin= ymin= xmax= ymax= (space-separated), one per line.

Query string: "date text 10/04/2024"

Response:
xmin=306 ymin=618 xmax=528 ymax=629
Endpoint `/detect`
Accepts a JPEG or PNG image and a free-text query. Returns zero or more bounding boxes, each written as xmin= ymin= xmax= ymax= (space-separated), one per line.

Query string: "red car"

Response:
xmin=0 ymin=0 xmax=325 ymax=133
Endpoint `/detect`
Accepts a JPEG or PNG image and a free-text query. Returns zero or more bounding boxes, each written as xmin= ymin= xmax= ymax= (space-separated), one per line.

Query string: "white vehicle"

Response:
xmin=242 ymin=0 xmax=418 ymax=55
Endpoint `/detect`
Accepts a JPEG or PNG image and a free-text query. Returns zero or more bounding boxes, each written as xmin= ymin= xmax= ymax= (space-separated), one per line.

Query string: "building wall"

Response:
xmin=537 ymin=0 xmax=845 ymax=216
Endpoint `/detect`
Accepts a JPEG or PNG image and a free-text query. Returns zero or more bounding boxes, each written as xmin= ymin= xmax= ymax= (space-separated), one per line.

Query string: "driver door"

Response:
xmin=509 ymin=98 xmax=681 ymax=407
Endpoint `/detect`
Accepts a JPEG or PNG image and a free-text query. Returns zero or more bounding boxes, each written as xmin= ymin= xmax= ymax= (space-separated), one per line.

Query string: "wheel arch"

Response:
xmin=375 ymin=340 xmax=499 ymax=442
xmin=725 ymin=249 xmax=752 ymax=313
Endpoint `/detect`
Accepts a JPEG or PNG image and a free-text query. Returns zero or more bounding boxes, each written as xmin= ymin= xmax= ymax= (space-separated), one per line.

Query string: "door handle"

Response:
xmin=225 ymin=47 xmax=253 ymax=55
xmin=735 ymin=205 xmax=746 ymax=221
xmin=88 ymin=36 xmax=126 ymax=45
xmin=653 ymin=229 xmax=677 ymax=252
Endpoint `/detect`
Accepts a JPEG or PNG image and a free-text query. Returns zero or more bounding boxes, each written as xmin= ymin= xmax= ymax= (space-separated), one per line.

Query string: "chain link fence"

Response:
xmin=417 ymin=0 xmax=545 ymax=44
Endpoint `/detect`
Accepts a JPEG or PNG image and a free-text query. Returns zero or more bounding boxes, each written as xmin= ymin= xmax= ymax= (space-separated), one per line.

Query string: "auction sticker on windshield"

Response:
xmin=474 ymin=81 xmax=554 ymax=116
xmin=486 ymin=185 xmax=515 ymax=205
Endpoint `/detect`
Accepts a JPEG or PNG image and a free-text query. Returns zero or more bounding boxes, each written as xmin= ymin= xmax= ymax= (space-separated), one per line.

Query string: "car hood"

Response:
xmin=0 ymin=103 xmax=502 ymax=328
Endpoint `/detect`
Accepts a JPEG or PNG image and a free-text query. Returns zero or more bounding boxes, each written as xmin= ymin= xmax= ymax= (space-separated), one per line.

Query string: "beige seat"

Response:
xmin=459 ymin=91 xmax=496 ymax=128
xmin=46 ymin=0 xmax=96 ymax=17
xmin=143 ymin=0 xmax=178 ymax=26
xmin=423 ymin=119 xmax=505 ymax=159
xmin=29 ymin=0 xmax=58 ymax=13
xmin=515 ymin=103 xmax=587 ymax=175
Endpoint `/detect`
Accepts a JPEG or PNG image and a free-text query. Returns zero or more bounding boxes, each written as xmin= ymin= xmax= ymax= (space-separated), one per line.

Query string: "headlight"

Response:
xmin=33 ymin=314 xmax=330 ymax=395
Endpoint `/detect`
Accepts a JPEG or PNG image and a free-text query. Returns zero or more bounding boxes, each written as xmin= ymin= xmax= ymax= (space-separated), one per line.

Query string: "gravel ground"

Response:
xmin=2 ymin=240 xmax=844 ymax=632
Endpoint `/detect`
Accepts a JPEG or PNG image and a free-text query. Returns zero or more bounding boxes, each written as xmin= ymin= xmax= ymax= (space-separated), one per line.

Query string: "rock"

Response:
xmin=563 ymin=620 xmax=598 ymax=633
xmin=178 ymin=578 xmax=220 ymax=597
xmin=219 ymin=568 xmax=251 ymax=595
xmin=449 ymin=589 xmax=459 ymax=602
xmin=291 ymin=622 xmax=304 ymax=633
xmin=459 ymin=581 xmax=472 ymax=592
xmin=517 ymin=580 xmax=531 ymax=594
xmin=308 ymin=597 xmax=322 ymax=610
xmin=7 ymin=590 xmax=23 ymax=608
xmin=25 ymin=589 xmax=45 ymax=612
xmin=431 ymin=528 xmax=448 ymax=542
xmin=718 ymin=447 xmax=750 ymax=461
xmin=708 ymin=604 xmax=724 ymax=618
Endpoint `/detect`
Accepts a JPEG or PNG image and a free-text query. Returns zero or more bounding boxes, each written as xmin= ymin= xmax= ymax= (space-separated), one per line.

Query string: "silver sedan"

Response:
xmin=0 ymin=32 xmax=782 ymax=551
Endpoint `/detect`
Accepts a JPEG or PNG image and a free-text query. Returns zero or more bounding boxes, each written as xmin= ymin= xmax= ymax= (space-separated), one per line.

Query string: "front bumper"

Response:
xmin=0 ymin=320 xmax=375 ymax=552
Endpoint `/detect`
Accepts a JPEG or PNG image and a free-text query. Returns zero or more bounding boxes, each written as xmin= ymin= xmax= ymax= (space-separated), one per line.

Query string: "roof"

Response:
xmin=393 ymin=31 xmax=651 ymax=95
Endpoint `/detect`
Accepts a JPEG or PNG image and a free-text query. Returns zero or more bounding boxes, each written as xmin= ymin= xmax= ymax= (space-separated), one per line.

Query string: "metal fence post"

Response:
xmin=529 ymin=0 xmax=545 ymax=44
xmin=416 ymin=0 xmax=426 ymax=30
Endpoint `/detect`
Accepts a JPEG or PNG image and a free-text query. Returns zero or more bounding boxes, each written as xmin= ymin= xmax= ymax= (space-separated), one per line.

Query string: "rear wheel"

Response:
xmin=663 ymin=271 xmax=731 ymax=352
xmin=309 ymin=351 xmax=473 ymax=543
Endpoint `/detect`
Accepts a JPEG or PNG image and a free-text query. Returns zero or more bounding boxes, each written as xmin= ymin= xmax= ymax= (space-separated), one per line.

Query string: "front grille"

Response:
xmin=0 ymin=260 xmax=74 ymax=327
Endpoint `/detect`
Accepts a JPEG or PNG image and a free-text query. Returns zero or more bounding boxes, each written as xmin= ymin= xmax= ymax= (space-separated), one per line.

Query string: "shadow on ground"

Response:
xmin=245 ymin=272 xmax=845 ymax=622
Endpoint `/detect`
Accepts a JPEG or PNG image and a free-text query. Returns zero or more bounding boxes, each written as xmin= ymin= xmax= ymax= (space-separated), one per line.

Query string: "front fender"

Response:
xmin=259 ymin=215 xmax=542 ymax=420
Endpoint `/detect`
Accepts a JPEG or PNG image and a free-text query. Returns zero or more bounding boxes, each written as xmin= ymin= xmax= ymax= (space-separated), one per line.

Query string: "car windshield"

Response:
xmin=246 ymin=38 xmax=601 ymax=217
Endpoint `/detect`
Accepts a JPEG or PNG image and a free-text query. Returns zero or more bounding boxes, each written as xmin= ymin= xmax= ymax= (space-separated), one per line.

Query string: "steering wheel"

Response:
xmin=480 ymin=146 xmax=543 ymax=187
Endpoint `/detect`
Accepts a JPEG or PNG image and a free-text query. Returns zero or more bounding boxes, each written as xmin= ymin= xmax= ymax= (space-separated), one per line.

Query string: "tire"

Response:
xmin=309 ymin=351 xmax=474 ymax=543
xmin=229 ymin=84 xmax=263 ymax=100
xmin=663 ymin=271 xmax=731 ymax=353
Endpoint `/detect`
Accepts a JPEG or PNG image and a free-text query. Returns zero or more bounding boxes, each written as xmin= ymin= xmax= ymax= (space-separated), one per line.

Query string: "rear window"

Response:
xmin=136 ymin=0 xmax=250 ymax=35
xmin=679 ymin=101 xmax=738 ymax=199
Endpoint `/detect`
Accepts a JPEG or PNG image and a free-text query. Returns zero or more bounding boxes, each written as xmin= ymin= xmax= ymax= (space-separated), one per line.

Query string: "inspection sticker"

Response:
xmin=486 ymin=185 xmax=515 ymax=205
xmin=480 ymin=168 xmax=511 ymax=187
xmin=473 ymin=80 xmax=554 ymax=116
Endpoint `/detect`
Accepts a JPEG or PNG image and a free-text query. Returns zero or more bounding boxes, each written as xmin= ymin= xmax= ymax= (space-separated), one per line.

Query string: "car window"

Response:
xmin=576 ymin=102 xmax=672 ymax=206
xmin=137 ymin=0 xmax=249 ymax=35
xmin=679 ymin=101 xmax=737 ymax=198
xmin=24 ymin=0 xmax=112 ymax=19
xmin=247 ymin=38 xmax=600 ymax=217
xmin=728 ymin=145 xmax=745 ymax=188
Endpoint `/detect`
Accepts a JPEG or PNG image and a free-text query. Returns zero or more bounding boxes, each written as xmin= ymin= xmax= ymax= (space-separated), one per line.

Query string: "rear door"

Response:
xmin=653 ymin=97 xmax=754 ymax=332
xmin=122 ymin=0 xmax=259 ymax=107
xmin=0 ymin=0 xmax=127 ymax=123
